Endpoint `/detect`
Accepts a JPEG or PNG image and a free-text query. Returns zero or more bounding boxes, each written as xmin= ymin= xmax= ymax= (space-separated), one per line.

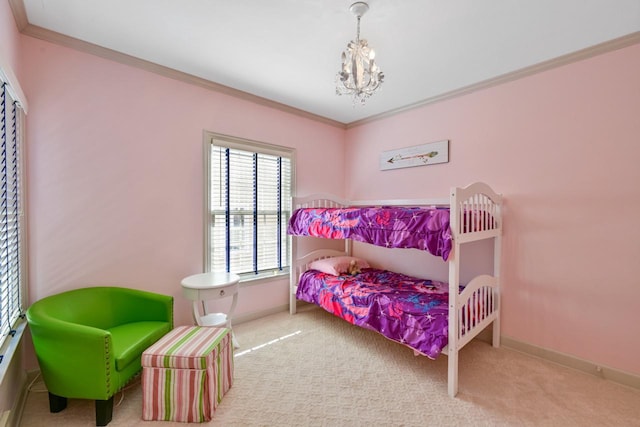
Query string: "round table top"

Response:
xmin=180 ymin=271 xmax=240 ymax=290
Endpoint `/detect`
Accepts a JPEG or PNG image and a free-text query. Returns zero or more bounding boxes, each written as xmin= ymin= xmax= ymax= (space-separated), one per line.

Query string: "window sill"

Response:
xmin=0 ymin=317 xmax=27 ymax=386
xmin=239 ymin=270 xmax=289 ymax=287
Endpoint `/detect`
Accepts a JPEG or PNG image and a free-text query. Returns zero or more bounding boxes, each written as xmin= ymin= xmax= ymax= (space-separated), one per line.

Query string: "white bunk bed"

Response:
xmin=288 ymin=182 xmax=502 ymax=397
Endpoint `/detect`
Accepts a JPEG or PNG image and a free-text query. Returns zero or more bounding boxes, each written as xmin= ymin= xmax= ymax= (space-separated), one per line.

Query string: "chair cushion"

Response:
xmin=108 ymin=321 xmax=172 ymax=371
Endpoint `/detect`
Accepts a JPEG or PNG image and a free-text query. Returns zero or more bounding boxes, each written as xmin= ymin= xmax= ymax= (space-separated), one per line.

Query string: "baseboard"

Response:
xmin=501 ymin=336 xmax=640 ymax=390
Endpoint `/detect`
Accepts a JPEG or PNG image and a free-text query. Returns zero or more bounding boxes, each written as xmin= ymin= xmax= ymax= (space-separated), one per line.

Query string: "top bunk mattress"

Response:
xmin=287 ymin=206 xmax=452 ymax=260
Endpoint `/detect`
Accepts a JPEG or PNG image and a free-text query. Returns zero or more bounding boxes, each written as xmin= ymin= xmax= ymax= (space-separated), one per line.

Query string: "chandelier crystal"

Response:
xmin=336 ymin=2 xmax=384 ymax=105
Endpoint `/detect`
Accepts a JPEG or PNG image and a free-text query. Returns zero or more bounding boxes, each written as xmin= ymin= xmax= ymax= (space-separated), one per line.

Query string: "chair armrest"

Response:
xmin=26 ymin=313 xmax=117 ymax=400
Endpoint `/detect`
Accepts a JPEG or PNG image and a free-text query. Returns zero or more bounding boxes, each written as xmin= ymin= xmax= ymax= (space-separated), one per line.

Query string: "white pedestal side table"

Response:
xmin=181 ymin=271 xmax=240 ymax=348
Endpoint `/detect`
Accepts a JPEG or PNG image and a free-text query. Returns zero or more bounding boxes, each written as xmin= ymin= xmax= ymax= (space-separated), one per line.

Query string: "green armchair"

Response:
xmin=26 ymin=286 xmax=173 ymax=426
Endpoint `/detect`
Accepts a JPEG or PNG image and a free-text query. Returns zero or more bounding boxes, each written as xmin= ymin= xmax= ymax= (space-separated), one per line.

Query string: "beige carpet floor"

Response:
xmin=20 ymin=305 xmax=640 ymax=426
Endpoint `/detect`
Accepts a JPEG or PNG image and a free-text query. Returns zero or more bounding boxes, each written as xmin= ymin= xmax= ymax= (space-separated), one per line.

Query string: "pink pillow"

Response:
xmin=308 ymin=256 xmax=370 ymax=276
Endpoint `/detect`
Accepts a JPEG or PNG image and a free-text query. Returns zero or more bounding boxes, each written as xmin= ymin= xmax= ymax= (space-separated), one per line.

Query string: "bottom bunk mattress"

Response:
xmin=296 ymin=268 xmax=459 ymax=359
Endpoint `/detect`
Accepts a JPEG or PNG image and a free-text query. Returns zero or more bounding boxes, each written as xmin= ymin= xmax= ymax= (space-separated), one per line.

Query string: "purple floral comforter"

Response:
xmin=297 ymin=268 xmax=460 ymax=359
xmin=287 ymin=206 xmax=452 ymax=261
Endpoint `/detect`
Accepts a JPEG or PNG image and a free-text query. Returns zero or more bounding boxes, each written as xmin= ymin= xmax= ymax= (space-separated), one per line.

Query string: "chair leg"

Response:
xmin=48 ymin=393 xmax=67 ymax=413
xmin=95 ymin=397 xmax=114 ymax=426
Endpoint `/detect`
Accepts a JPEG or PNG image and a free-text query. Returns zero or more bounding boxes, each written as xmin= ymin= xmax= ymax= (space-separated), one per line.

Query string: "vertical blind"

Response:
xmin=209 ymin=141 xmax=292 ymax=277
xmin=0 ymin=81 xmax=23 ymax=353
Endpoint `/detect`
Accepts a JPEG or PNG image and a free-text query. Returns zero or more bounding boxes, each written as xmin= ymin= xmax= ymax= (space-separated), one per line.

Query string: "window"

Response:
xmin=204 ymin=132 xmax=294 ymax=280
xmin=0 ymin=77 xmax=25 ymax=354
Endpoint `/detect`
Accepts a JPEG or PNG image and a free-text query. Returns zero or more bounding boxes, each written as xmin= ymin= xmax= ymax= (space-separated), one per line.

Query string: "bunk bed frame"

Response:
xmin=288 ymin=182 xmax=502 ymax=397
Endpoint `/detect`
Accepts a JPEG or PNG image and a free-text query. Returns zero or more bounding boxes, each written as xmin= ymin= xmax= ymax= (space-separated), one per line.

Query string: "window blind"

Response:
xmin=208 ymin=136 xmax=292 ymax=278
xmin=0 ymin=81 xmax=23 ymax=353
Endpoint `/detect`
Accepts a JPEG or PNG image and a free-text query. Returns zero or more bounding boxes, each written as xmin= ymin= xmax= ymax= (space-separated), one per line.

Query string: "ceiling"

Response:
xmin=13 ymin=0 xmax=640 ymax=126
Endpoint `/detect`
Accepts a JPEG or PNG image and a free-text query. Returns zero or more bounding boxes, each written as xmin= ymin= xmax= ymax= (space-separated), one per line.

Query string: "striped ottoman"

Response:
xmin=141 ymin=326 xmax=234 ymax=422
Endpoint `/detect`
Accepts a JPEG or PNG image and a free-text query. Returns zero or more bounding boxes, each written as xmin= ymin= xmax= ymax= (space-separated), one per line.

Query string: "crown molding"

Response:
xmin=8 ymin=0 xmax=28 ymax=31
xmin=346 ymin=31 xmax=640 ymax=128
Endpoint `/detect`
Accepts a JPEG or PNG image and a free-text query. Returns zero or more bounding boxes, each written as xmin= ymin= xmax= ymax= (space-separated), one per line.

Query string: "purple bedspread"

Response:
xmin=297 ymin=268 xmax=458 ymax=359
xmin=287 ymin=206 xmax=452 ymax=260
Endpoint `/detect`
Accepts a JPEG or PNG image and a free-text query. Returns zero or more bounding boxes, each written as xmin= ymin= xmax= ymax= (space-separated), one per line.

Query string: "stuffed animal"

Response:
xmin=347 ymin=259 xmax=361 ymax=275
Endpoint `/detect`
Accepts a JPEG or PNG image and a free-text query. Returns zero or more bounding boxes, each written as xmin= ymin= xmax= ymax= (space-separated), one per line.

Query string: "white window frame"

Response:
xmin=203 ymin=131 xmax=295 ymax=282
xmin=0 ymin=68 xmax=27 ymax=380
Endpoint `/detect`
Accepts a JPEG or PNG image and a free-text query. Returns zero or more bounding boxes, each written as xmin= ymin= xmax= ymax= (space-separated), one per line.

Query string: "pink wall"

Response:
xmin=345 ymin=43 xmax=640 ymax=375
xmin=0 ymin=0 xmax=20 ymax=71
xmin=19 ymin=36 xmax=345 ymax=338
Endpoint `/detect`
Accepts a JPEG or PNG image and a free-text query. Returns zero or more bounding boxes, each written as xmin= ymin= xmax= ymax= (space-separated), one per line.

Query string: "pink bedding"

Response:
xmin=296 ymin=268 xmax=459 ymax=359
xmin=288 ymin=206 xmax=452 ymax=261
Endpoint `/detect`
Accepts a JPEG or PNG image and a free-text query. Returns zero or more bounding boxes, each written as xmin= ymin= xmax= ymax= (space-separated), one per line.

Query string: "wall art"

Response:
xmin=380 ymin=139 xmax=449 ymax=171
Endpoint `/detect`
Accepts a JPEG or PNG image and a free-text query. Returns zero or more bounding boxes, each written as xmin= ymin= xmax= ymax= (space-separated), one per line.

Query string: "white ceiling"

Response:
xmin=18 ymin=0 xmax=640 ymax=125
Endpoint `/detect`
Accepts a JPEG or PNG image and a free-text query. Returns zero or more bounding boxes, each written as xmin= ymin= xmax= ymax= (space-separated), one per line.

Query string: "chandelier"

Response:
xmin=336 ymin=1 xmax=384 ymax=105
